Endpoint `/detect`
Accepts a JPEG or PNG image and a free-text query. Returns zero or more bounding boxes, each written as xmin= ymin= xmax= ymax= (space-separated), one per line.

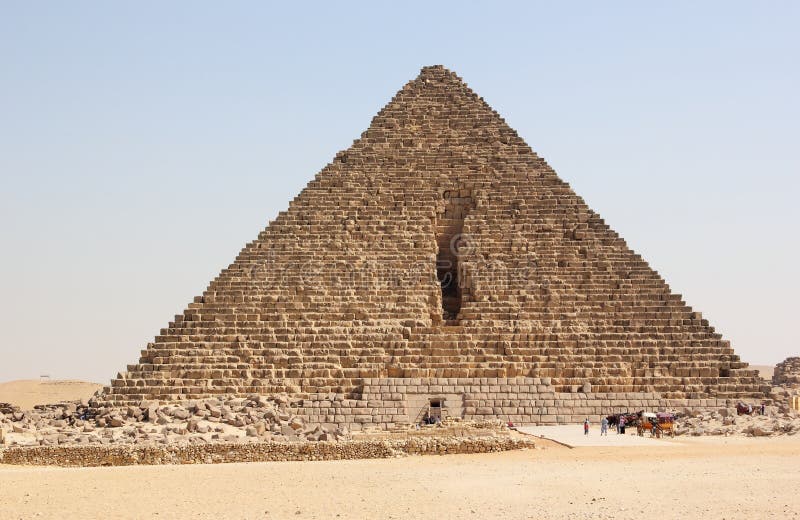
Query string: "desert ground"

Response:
xmin=0 ymin=380 xmax=102 ymax=410
xmin=3 ymin=375 xmax=798 ymax=519
xmin=1 ymin=435 xmax=798 ymax=520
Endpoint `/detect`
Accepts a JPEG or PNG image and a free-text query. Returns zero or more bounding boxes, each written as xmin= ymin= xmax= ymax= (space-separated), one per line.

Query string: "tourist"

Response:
xmin=583 ymin=418 xmax=590 ymax=435
xmin=600 ymin=416 xmax=608 ymax=436
xmin=620 ymin=416 xmax=626 ymax=434
xmin=761 ymin=403 xmax=766 ymax=415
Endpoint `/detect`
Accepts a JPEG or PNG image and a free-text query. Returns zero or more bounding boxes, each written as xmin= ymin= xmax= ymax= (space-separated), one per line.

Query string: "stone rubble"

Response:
xmin=674 ymin=399 xmax=800 ymax=437
xmin=0 ymin=396 xmax=534 ymax=466
xmin=0 ymin=394 xmax=351 ymax=448
xmin=0 ymin=394 xmax=524 ymax=452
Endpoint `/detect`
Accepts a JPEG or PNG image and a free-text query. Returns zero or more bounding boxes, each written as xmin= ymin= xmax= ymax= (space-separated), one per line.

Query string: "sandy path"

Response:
xmin=1 ymin=436 xmax=799 ymax=519
xmin=0 ymin=380 xmax=102 ymax=410
xmin=518 ymin=425 xmax=677 ymax=447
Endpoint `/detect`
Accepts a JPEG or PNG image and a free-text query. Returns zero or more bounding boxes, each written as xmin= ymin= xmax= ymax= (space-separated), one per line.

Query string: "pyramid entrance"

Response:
xmin=436 ymin=189 xmax=474 ymax=323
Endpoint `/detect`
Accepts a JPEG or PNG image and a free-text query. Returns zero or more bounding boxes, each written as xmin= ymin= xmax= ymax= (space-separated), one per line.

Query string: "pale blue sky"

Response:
xmin=1 ymin=2 xmax=798 ymax=383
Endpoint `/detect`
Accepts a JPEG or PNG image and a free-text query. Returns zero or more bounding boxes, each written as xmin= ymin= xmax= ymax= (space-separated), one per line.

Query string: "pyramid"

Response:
xmin=103 ymin=66 xmax=766 ymax=426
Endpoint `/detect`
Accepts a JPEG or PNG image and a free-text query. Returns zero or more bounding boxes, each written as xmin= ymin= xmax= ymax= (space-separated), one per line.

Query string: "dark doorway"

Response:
xmin=429 ymin=398 xmax=444 ymax=420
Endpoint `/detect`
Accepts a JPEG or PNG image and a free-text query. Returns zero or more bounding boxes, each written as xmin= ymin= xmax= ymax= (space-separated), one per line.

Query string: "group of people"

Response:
xmin=583 ymin=415 xmax=627 ymax=435
xmin=740 ymin=403 xmax=766 ymax=415
xmin=421 ymin=413 xmax=442 ymax=425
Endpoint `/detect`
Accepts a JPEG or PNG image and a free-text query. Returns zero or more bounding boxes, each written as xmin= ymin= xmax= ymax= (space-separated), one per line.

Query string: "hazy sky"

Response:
xmin=1 ymin=2 xmax=798 ymax=384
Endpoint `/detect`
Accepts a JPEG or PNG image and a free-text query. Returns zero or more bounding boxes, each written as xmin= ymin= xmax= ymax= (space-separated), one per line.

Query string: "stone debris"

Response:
xmin=0 ymin=394 xmax=351 ymax=448
xmin=674 ymin=402 xmax=800 ymax=437
xmin=0 ymin=396 xmax=533 ymax=466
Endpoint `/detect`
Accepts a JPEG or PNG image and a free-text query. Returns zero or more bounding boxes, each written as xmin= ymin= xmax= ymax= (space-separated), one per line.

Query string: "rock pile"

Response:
xmin=0 ymin=394 xmax=349 ymax=448
xmin=773 ymin=357 xmax=800 ymax=388
xmin=674 ymin=405 xmax=800 ymax=437
xmin=0 ymin=396 xmax=534 ymax=466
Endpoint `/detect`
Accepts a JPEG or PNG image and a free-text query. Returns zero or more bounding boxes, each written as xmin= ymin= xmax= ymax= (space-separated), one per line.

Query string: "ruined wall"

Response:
xmin=773 ymin=357 xmax=800 ymax=388
xmin=293 ymin=377 xmax=741 ymax=430
xmin=0 ymin=437 xmax=535 ymax=466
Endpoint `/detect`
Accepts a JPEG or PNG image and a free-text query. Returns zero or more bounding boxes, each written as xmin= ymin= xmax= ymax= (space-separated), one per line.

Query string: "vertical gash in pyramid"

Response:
xmin=103 ymin=66 xmax=767 ymax=427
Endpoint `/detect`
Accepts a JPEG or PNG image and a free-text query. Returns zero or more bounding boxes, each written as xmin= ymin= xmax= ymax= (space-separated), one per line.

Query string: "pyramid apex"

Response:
xmin=413 ymin=65 xmax=467 ymax=88
xmin=418 ymin=64 xmax=456 ymax=76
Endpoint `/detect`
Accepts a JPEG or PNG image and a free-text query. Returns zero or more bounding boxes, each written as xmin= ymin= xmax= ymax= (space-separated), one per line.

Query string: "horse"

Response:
xmin=606 ymin=412 xmax=640 ymax=432
xmin=736 ymin=402 xmax=756 ymax=415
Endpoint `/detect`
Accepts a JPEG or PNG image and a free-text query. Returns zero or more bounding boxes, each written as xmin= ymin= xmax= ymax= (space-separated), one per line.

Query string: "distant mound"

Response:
xmin=749 ymin=365 xmax=775 ymax=381
xmin=0 ymin=380 xmax=102 ymax=410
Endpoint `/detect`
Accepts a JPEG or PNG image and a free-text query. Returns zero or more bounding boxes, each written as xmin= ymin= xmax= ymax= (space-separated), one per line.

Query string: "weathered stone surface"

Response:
xmin=17 ymin=65 xmax=752 ymax=433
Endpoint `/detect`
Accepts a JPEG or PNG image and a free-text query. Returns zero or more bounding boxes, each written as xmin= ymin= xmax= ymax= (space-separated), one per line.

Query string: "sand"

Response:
xmin=518 ymin=425 xmax=678 ymax=447
xmin=0 ymin=380 xmax=102 ymax=410
xmin=1 ymin=435 xmax=799 ymax=519
xmin=1 ymin=379 xmax=797 ymax=518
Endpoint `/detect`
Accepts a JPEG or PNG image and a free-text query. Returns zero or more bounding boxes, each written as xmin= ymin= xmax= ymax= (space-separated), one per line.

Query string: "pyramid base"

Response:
xmin=100 ymin=376 xmax=768 ymax=430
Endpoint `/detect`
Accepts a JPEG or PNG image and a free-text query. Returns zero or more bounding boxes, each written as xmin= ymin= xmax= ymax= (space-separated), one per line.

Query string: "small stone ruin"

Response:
xmin=773 ymin=357 xmax=800 ymax=388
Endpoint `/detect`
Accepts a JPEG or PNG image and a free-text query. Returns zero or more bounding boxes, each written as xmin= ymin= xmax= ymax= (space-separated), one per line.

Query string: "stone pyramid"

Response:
xmin=103 ymin=66 xmax=766 ymax=426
